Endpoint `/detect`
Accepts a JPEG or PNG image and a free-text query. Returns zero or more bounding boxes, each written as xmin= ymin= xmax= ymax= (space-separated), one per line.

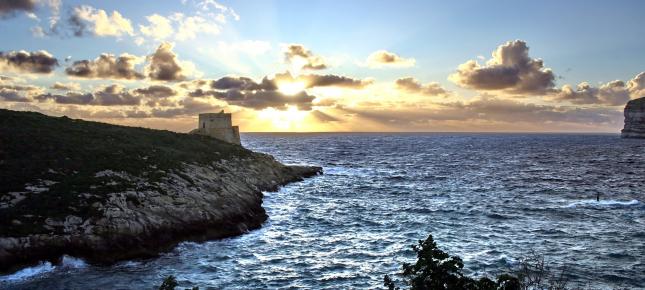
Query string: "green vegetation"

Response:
xmin=158 ymin=275 xmax=198 ymax=290
xmin=0 ymin=109 xmax=251 ymax=235
xmin=384 ymin=234 xmax=570 ymax=290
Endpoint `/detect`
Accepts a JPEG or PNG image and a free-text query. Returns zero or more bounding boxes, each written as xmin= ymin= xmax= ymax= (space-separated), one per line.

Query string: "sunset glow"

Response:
xmin=0 ymin=1 xmax=643 ymax=133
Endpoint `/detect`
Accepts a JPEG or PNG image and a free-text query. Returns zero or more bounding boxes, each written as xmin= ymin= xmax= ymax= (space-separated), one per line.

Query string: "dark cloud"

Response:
xmin=151 ymin=98 xmax=222 ymax=118
xmin=219 ymin=89 xmax=315 ymax=111
xmin=186 ymin=72 xmax=369 ymax=110
xmin=284 ymin=44 xmax=327 ymax=70
xmin=449 ymin=40 xmax=555 ymax=95
xmin=93 ymin=84 xmax=140 ymax=105
xmin=133 ymin=85 xmax=177 ymax=99
xmin=147 ymin=42 xmax=188 ymax=81
xmin=211 ymin=76 xmax=276 ymax=91
xmin=275 ymin=72 xmax=370 ymax=89
xmin=396 ymin=77 xmax=449 ymax=96
xmin=35 ymin=92 xmax=94 ymax=105
xmin=0 ymin=0 xmax=35 ymax=17
xmin=65 ymin=53 xmax=144 ymax=80
xmin=0 ymin=89 xmax=31 ymax=102
xmin=0 ymin=50 xmax=59 ymax=73
xmin=36 ymin=84 xmax=140 ymax=106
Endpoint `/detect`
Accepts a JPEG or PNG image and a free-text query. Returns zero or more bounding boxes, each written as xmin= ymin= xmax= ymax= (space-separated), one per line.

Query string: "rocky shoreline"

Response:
xmin=622 ymin=97 xmax=645 ymax=138
xmin=0 ymin=109 xmax=321 ymax=273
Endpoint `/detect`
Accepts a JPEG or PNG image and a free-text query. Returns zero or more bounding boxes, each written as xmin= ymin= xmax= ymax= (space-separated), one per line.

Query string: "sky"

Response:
xmin=1 ymin=0 xmax=644 ymax=132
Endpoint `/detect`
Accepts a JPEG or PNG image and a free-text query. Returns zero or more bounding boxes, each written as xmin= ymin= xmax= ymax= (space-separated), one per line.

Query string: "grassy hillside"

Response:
xmin=0 ymin=109 xmax=251 ymax=235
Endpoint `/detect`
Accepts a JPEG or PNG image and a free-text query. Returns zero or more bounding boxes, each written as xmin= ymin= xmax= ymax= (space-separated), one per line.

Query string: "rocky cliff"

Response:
xmin=0 ymin=109 xmax=321 ymax=273
xmin=621 ymin=97 xmax=645 ymax=138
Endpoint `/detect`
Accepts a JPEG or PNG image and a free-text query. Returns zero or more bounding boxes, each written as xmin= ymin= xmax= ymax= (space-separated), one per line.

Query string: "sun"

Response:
xmin=278 ymin=81 xmax=307 ymax=96
xmin=258 ymin=106 xmax=308 ymax=131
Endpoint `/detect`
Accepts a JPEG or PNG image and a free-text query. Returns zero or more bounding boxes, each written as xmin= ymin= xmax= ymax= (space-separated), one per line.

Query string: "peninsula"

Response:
xmin=0 ymin=109 xmax=321 ymax=273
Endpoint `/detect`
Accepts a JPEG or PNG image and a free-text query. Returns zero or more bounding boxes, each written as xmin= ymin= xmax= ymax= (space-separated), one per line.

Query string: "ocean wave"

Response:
xmin=565 ymin=199 xmax=640 ymax=208
xmin=0 ymin=262 xmax=54 ymax=282
xmin=0 ymin=255 xmax=86 ymax=283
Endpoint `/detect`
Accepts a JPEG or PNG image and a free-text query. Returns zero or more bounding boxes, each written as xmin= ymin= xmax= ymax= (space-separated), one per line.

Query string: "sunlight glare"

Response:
xmin=278 ymin=81 xmax=307 ymax=96
xmin=258 ymin=106 xmax=308 ymax=131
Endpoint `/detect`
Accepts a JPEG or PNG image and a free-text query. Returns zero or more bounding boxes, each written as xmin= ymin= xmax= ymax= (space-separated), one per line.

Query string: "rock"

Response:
xmin=0 ymin=155 xmax=322 ymax=273
xmin=622 ymin=97 xmax=645 ymax=138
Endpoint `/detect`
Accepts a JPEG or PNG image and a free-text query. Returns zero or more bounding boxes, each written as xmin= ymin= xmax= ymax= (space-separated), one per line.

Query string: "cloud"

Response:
xmin=174 ymin=14 xmax=220 ymax=41
xmin=0 ymin=0 xmax=35 ymax=18
xmin=187 ymin=75 xmax=317 ymax=110
xmin=365 ymin=50 xmax=415 ymax=68
xmin=0 ymin=81 xmax=42 ymax=102
xmin=449 ymin=40 xmax=555 ymax=95
xmin=133 ymin=85 xmax=177 ymax=99
xmin=554 ymin=82 xmax=629 ymax=106
xmin=151 ymin=97 xmax=222 ymax=118
xmin=552 ymin=72 xmax=645 ymax=106
xmin=341 ymin=94 xmax=621 ymax=129
xmin=628 ymin=72 xmax=645 ymax=98
xmin=275 ymin=72 xmax=371 ymax=89
xmin=36 ymin=84 xmax=140 ymax=106
xmin=65 ymin=53 xmax=144 ymax=80
xmin=0 ymin=50 xmax=58 ymax=73
xmin=197 ymin=0 xmax=240 ymax=21
xmin=211 ymin=76 xmax=276 ymax=91
xmin=216 ymin=89 xmax=315 ymax=110
xmin=0 ymin=89 xmax=31 ymax=102
xmin=50 ymin=82 xmax=81 ymax=91
xmin=69 ymin=5 xmax=134 ymax=37
xmin=139 ymin=14 xmax=174 ymax=40
xmin=395 ymin=77 xmax=449 ymax=96
xmin=284 ymin=44 xmax=327 ymax=71
xmin=137 ymin=12 xmax=221 ymax=43
xmin=146 ymin=42 xmax=193 ymax=81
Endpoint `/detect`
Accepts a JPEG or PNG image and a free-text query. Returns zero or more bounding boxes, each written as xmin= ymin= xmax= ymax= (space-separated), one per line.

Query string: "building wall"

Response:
xmin=190 ymin=113 xmax=241 ymax=144
xmin=198 ymin=113 xmax=233 ymax=129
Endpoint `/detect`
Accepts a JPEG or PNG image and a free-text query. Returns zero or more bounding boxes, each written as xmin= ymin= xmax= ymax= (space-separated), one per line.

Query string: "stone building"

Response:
xmin=189 ymin=111 xmax=241 ymax=144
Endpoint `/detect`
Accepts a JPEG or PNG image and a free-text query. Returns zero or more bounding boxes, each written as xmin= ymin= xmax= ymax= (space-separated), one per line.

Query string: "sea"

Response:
xmin=1 ymin=133 xmax=644 ymax=289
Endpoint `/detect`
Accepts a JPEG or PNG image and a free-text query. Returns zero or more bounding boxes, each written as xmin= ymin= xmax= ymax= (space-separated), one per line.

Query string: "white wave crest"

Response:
xmin=0 ymin=255 xmax=87 ymax=282
xmin=566 ymin=199 xmax=640 ymax=208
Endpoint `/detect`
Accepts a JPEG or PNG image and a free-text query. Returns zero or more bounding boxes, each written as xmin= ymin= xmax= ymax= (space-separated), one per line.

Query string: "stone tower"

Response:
xmin=189 ymin=111 xmax=241 ymax=144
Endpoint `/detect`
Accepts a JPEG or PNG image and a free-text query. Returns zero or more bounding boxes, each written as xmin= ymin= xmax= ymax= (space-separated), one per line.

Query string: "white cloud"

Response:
xmin=139 ymin=14 xmax=174 ymax=41
xmin=365 ymin=50 xmax=415 ymax=68
xmin=70 ymin=5 xmax=134 ymax=37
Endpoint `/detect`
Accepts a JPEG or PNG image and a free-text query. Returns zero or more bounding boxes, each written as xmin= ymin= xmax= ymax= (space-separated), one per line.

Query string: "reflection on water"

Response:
xmin=2 ymin=133 xmax=644 ymax=289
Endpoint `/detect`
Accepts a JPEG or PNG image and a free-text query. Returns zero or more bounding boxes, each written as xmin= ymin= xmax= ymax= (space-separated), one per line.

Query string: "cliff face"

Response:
xmin=622 ymin=97 xmax=645 ymax=138
xmin=0 ymin=109 xmax=321 ymax=272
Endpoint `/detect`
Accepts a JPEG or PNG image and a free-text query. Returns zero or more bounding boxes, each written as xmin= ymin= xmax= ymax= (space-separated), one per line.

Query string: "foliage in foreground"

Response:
xmin=159 ymin=275 xmax=198 ymax=290
xmin=384 ymin=234 xmax=569 ymax=290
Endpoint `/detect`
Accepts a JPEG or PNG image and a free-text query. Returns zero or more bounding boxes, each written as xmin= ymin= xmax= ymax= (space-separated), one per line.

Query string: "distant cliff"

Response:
xmin=0 ymin=109 xmax=321 ymax=273
xmin=622 ymin=97 xmax=645 ymax=138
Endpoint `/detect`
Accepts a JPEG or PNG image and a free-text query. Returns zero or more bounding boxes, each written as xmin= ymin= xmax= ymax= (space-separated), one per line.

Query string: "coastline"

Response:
xmin=0 ymin=109 xmax=322 ymax=274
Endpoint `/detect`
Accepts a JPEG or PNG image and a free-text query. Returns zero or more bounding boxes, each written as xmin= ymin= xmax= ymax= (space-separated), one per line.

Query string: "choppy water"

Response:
xmin=2 ymin=133 xmax=644 ymax=289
